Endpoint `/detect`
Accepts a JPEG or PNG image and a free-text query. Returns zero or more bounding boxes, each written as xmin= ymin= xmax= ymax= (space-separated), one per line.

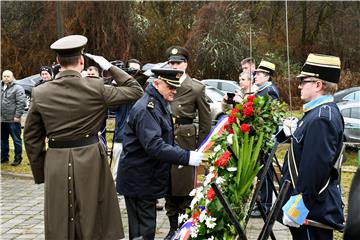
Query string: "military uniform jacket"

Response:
xmin=278 ymin=101 xmax=344 ymax=230
xmin=255 ymin=81 xmax=280 ymax=100
xmin=24 ymin=66 xmax=143 ymax=240
xmin=170 ymin=75 xmax=211 ymax=196
xmin=116 ymin=84 xmax=190 ymax=199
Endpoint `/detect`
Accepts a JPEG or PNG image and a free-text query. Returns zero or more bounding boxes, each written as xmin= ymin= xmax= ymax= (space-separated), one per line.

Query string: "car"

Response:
xmin=204 ymin=86 xmax=226 ymax=123
xmin=334 ymin=86 xmax=360 ymax=104
xmin=15 ymin=74 xmax=42 ymax=110
xmin=338 ymin=101 xmax=360 ymax=143
xmin=202 ymin=79 xmax=240 ymax=94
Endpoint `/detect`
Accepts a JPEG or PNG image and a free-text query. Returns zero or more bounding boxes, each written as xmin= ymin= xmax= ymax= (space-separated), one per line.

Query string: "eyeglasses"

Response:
xmin=299 ymin=80 xmax=317 ymax=86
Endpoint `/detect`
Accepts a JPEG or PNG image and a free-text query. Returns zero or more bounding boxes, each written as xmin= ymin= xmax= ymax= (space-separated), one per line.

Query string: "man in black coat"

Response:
xmin=116 ymin=69 xmax=204 ymax=240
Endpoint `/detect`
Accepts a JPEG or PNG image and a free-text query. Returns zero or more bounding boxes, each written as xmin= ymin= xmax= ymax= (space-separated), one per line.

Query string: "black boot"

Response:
xmin=1 ymin=158 xmax=9 ymax=164
xmin=164 ymin=215 xmax=178 ymax=240
xmin=11 ymin=156 xmax=22 ymax=166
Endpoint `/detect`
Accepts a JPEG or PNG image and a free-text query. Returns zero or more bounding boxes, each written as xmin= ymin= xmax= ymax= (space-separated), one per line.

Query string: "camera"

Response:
xmin=226 ymin=92 xmax=236 ymax=104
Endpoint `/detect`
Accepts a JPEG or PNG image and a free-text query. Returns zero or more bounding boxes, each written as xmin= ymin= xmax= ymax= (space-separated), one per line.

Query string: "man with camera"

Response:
xmin=24 ymin=35 xmax=143 ymax=240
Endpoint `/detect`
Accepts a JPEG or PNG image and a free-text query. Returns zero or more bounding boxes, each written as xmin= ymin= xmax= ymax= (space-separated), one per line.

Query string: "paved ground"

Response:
xmin=1 ymin=175 xmax=291 ymax=239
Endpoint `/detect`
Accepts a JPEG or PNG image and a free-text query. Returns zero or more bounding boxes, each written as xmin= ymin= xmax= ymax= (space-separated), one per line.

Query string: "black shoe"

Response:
xmin=1 ymin=158 xmax=9 ymax=164
xmin=11 ymin=158 xmax=22 ymax=166
xmin=164 ymin=230 xmax=175 ymax=240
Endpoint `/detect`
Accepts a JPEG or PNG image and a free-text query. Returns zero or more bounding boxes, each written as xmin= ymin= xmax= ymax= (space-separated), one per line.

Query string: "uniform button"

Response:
xmin=70 ymin=204 xmax=73 ymax=208
xmin=51 ymin=138 xmax=55 ymax=141
xmin=175 ymin=136 xmax=178 ymax=139
xmin=70 ymin=218 xmax=74 ymax=221
xmin=187 ymin=133 xmax=190 ymax=136
xmin=178 ymin=105 xmax=181 ymax=107
xmin=68 ymin=177 xmax=71 ymax=180
xmin=69 ymin=190 xmax=72 ymax=194
xmin=68 ymin=163 xmax=71 ymax=167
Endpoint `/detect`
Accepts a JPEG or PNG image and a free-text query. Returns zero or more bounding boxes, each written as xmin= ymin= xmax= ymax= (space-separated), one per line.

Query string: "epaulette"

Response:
xmin=147 ymin=97 xmax=155 ymax=109
xmin=318 ymin=104 xmax=332 ymax=120
xmin=192 ymin=78 xmax=203 ymax=85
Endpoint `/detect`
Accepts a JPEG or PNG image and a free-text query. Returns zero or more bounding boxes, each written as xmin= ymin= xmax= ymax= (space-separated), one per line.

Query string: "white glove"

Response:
xmin=188 ymin=151 xmax=204 ymax=166
xmin=282 ymin=214 xmax=300 ymax=228
xmin=84 ymin=53 xmax=112 ymax=71
xmin=283 ymin=117 xmax=298 ymax=137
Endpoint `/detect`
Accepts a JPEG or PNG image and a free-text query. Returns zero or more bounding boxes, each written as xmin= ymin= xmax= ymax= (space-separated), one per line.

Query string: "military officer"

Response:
xmin=277 ymin=54 xmax=344 ymax=240
xmin=164 ymin=46 xmax=212 ymax=239
xmin=116 ymin=69 xmax=204 ymax=240
xmin=24 ymin=35 xmax=144 ymax=240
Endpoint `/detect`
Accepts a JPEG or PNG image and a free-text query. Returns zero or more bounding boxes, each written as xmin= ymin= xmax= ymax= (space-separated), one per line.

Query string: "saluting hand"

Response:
xmin=84 ymin=53 xmax=112 ymax=71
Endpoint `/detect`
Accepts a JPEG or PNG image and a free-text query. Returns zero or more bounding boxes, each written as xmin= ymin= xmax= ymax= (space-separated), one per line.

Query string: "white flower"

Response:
xmin=203 ymin=172 xmax=215 ymax=186
xmin=214 ymin=144 xmax=222 ymax=152
xmin=199 ymin=210 xmax=207 ymax=223
xmin=189 ymin=188 xmax=197 ymax=197
xmin=205 ymin=216 xmax=217 ymax=229
xmin=209 ymin=166 xmax=215 ymax=172
xmin=227 ymin=167 xmax=237 ymax=172
xmin=190 ymin=225 xmax=199 ymax=238
xmin=190 ymin=197 xmax=197 ymax=209
xmin=215 ymin=176 xmax=225 ymax=185
xmin=178 ymin=213 xmax=188 ymax=224
xmin=227 ymin=134 xmax=233 ymax=145
xmin=207 ymin=236 xmax=214 ymax=240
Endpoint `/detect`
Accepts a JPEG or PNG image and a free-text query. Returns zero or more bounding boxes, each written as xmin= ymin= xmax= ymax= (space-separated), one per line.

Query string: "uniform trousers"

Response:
xmin=125 ymin=196 xmax=157 ymax=240
xmin=289 ymin=225 xmax=333 ymax=240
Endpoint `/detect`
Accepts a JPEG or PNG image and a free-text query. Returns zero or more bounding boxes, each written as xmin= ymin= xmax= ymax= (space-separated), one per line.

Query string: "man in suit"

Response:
xmin=164 ymin=46 xmax=211 ymax=239
xmin=24 ymin=35 xmax=144 ymax=240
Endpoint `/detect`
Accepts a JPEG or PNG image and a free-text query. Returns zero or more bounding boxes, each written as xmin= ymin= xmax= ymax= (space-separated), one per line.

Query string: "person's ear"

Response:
xmin=56 ymin=56 xmax=60 ymax=64
xmin=79 ymin=55 xmax=84 ymax=65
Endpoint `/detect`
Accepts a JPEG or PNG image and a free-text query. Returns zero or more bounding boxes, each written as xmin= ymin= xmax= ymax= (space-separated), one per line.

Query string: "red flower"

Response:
xmin=247 ymin=95 xmax=255 ymax=102
xmin=243 ymin=102 xmax=253 ymax=117
xmin=240 ymin=123 xmax=250 ymax=133
xmin=230 ymin=107 xmax=240 ymax=115
xmin=215 ymin=151 xmax=231 ymax=167
xmin=227 ymin=115 xmax=236 ymax=125
xmin=206 ymin=187 xmax=216 ymax=201
xmin=243 ymin=106 xmax=253 ymax=117
xmin=228 ymin=128 xmax=234 ymax=134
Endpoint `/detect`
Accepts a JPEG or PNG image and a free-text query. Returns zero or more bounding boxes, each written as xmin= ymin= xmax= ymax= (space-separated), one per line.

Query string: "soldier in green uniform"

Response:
xmin=24 ymin=35 xmax=144 ymax=240
xmin=164 ymin=46 xmax=212 ymax=239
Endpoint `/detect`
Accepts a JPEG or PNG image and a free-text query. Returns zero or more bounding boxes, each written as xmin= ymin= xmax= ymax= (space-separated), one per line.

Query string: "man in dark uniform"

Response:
xmin=116 ymin=69 xmax=204 ymax=240
xmin=24 ymin=35 xmax=144 ymax=240
xmin=277 ymin=53 xmax=344 ymax=240
xmin=164 ymin=46 xmax=212 ymax=239
xmin=251 ymin=60 xmax=280 ymax=217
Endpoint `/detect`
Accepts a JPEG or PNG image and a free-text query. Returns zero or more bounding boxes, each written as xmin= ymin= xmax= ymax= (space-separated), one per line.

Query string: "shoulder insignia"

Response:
xmin=147 ymin=98 xmax=155 ymax=109
xmin=318 ymin=105 xmax=332 ymax=120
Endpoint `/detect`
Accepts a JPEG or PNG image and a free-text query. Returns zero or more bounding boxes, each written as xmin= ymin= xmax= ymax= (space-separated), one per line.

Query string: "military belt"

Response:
xmin=174 ymin=118 xmax=193 ymax=125
xmin=48 ymin=136 xmax=98 ymax=148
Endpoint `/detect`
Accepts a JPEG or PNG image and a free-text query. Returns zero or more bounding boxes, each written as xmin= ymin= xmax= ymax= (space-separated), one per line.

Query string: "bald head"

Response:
xmin=2 ymin=70 xmax=14 ymax=85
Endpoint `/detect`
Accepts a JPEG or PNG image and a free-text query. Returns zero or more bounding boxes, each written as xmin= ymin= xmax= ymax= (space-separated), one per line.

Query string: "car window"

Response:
xmin=222 ymin=82 xmax=237 ymax=92
xmin=204 ymin=81 xmax=217 ymax=88
xmin=206 ymin=88 xmax=224 ymax=102
xmin=343 ymin=91 xmax=360 ymax=101
xmin=341 ymin=108 xmax=351 ymax=118
xmin=350 ymin=107 xmax=360 ymax=119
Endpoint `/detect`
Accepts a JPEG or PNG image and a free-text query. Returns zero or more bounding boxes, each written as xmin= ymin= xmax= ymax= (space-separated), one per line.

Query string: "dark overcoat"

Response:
xmin=170 ymin=76 xmax=211 ymax=196
xmin=116 ymin=84 xmax=190 ymax=199
xmin=24 ymin=66 xmax=143 ymax=240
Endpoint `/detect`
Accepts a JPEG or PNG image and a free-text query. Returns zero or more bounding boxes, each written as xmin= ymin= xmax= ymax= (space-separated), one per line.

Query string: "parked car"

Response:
xmin=15 ymin=74 xmax=42 ymax=110
xmin=338 ymin=101 xmax=360 ymax=143
xmin=202 ymin=79 xmax=240 ymax=94
xmin=205 ymin=86 xmax=226 ymax=123
xmin=334 ymin=87 xmax=360 ymax=104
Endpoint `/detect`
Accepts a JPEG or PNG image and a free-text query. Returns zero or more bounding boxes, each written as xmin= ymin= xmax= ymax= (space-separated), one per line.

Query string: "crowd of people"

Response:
xmin=1 ymin=34 xmax=356 ymax=240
